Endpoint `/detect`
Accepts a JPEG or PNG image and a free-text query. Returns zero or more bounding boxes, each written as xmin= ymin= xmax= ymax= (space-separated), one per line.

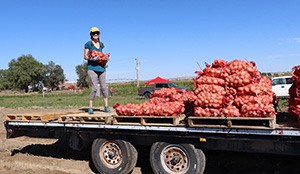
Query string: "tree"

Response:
xmin=76 ymin=62 xmax=89 ymax=88
xmin=44 ymin=61 xmax=66 ymax=90
xmin=8 ymin=54 xmax=45 ymax=92
xmin=0 ymin=69 xmax=10 ymax=90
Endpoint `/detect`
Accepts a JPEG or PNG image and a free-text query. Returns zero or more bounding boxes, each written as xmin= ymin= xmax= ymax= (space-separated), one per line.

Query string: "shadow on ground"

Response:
xmin=204 ymin=150 xmax=300 ymax=174
xmin=10 ymin=140 xmax=153 ymax=174
xmin=10 ymin=140 xmax=300 ymax=174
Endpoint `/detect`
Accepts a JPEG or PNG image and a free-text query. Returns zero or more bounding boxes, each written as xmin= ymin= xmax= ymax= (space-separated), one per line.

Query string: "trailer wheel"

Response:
xmin=150 ymin=141 xmax=206 ymax=174
xmin=91 ymin=138 xmax=137 ymax=174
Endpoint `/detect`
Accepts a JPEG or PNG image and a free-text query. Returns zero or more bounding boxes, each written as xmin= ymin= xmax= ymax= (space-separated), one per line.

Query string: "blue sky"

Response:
xmin=0 ymin=0 xmax=299 ymax=83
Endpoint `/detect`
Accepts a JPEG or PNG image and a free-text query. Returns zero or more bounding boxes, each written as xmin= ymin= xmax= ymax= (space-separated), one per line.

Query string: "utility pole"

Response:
xmin=135 ymin=57 xmax=139 ymax=87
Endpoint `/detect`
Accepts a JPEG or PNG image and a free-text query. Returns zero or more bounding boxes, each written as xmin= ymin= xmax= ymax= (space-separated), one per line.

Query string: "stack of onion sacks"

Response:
xmin=193 ymin=60 xmax=238 ymax=117
xmin=194 ymin=59 xmax=275 ymax=117
xmin=226 ymin=60 xmax=275 ymax=117
xmin=113 ymin=100 xmax=185 ymax=116
xmin=289 ymin=65 xmax=300 ymax=123
xmin=114 ymin=88 xmax=189 ymax=117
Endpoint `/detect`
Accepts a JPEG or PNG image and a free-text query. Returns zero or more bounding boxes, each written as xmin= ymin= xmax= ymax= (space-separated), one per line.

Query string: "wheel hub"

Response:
xmin=170 ymin=154 xmax=182 ymax=165
xmin=161 ymin=145 xmax=189 ymax=173
xmin=100 ymin=141 xmax=122 ymax=168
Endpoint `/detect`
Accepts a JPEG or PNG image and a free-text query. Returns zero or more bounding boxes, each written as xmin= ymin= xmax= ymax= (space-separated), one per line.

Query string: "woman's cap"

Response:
xmin=90 ymin=27 xmax=100 ymax=33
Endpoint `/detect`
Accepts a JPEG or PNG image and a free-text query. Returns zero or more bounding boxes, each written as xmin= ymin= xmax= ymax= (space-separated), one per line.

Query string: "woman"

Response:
xmin=84 ymin=27 xmax=110 ymax=114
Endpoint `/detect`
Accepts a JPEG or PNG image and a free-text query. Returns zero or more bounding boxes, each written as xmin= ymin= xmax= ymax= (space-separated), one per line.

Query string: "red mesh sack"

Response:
xmin=212 ymin=59 xmax=228 ymax=68
xmin=169 ymin=93 xmax=183 ymax=102
xmin=225 ymin=71 xmax=252 ymax=87
xmin=237 ymin=76 xmax=272 ymax=95
xmin=194 ymin=107 xmax=220 ymax=117
xmin=170 ymin=91 xmax=197 ymax=102
xmin=292 ymin=65 xmax=300 ymax=87
xmin=115 ymin=103 xmax=138 ymax=116
xmin=220 ymin=105 xmax=240 ymax=117
xmin=234 ymin=95 xmax=273 ymax=107
xmin=152 ymin=101 xmax=185 ymax=116
xmin=88 ymin=50 xmax=110 ymax=66
xmin=240 ymin=103 xmax=275 ymax=117
xmin=289 ymin=105 xmax=300 ymax=119
xmin=149 ymin=97 xmax=171 ymax=104
xmin=181 ymin=91 xmax=197 ymax=102
xmin=195 ymin=76 xmax=225 ymax=86
xmin=289 ymin=84 xmax=300 ymax=111
xmin=194 ymin=84 xmax=226 ymax=95
xmin=152 ymin=88 xmax=178 ymax=98
xmin=225 ymin=59 xmax=257 ymax=75
xmin=203 ymin=66 xmax=229 ymax=78
xmin=140 ymin=102 xmax=155 ymax=115
xmin=194 ymin=92 xmax=225 ymax=108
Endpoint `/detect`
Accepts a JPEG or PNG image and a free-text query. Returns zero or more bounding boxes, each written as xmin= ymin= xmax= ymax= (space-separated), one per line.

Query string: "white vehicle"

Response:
xmin=271 ymin=76 xmax=293 ymax=98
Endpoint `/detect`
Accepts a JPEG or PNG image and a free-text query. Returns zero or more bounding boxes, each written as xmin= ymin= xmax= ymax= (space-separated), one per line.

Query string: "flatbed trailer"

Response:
xmin=4 ymin=111 xmax=300 ymax=174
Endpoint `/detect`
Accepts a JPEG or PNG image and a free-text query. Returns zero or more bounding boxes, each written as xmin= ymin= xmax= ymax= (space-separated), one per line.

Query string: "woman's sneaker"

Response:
xmin=88 ymin=108 xmax=94 ymax=114
xmin=105 ymin=106 xmax=111 ymax=113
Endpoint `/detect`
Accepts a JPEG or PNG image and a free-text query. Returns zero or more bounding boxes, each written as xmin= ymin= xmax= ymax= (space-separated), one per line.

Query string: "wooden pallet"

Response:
xmin=112 ymin=115 xmax=186 ymax=126
xmin=57 ymin=115 xmax=112 ymax=124
xmin=6 ymin=114 xmax=43 ymax=122
xmin=6 ymin=112 xmax=84 ymax=122
xmin=188 ymin=115 xmax=276 ymax=129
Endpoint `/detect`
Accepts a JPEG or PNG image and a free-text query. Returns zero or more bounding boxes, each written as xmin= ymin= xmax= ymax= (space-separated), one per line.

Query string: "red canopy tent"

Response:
xmin=144 ymin=76 xmax=172 ymax=85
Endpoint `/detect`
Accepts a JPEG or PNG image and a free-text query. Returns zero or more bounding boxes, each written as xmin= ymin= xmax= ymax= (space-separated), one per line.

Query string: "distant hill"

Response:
xmin=261 ymin=71 xmax=292 ymax=78
xmin=108 ymin=72 xmax=292 ymax=84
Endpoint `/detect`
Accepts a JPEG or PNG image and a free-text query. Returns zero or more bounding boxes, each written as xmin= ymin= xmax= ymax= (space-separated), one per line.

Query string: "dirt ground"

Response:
xmin=1 ymin=107 xmax=300 ymax=174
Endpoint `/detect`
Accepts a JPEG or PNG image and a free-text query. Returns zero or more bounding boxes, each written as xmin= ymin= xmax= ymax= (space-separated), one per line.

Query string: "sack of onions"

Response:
xmin=195 ymin=75 xmax=225 ymax=86
xmin=203 ymin=66 xmax=229 ymax=78
xmin=237 ymin=83 xmax=273 ymax=96
xmin=181 ymin=91 xmax=197 ymax=102
xmin=170 ymin=91 xmax=197 ymax=102
xmin=194 ymin=92 xmax=225 ymax=108
xmin=234 ymin=95 xmax=273 ymax=107
xmin=225 ymin=71 xmax=252 ymax=88
xmin=258 ymin=76 xmax=272 ymax=87
xmin=152 ymin=101 xmax=185 ymax=116
xmin=115 ymin=103 xmax=138 ymax=116
xmin=220 ymin=105 xmax=240 ymax=117
xmin=289 ymin=84 xmax=300 ymax=105
xmin=292 ymin=65 xmax=300 ymax=87
xmin=194 ymin=107 xmax=220 ymax=117
xmin=225 ymin=59 xmax=257 ymax=75
xmin=152 ymin=88 xmax=178 ymax=98
xmin=194 ymin=84 xmax=226 ymax=95
xmin=240 ymin=103 xmax=275 ymax=117
xmin=149 ymin=97 xmax=171 ymax=104
xmin=212 ymin=59 xmax=228 ymax=68
xmin=288 ymin=105 xmax=300 ymax=118
xmin=136 ymin=102 xmax=156 ymax=116
xmin=169 ymin=93 xmax=184 ymax=102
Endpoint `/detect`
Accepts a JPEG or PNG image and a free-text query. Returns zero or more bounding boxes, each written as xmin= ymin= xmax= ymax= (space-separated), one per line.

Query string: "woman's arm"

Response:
xmin=84 ymin=48 xmax=89 ymax=60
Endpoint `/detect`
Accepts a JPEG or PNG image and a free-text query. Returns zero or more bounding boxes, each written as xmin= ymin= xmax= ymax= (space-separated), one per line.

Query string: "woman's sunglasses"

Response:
xmin=91 ymin=32 xmax=100 ymax=35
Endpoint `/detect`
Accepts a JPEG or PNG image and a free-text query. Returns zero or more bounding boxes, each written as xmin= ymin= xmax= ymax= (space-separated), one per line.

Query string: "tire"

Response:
xmin=91 ymin=138 xmax=138 ymax=174
xmin=144 ymin=92 xmax=151 ymax=99
xmin=150 ymin=141 xmax=206 ymax=174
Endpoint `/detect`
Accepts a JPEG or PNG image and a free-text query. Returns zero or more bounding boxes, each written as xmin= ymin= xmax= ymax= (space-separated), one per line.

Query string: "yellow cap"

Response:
xmin=90 ymin=27 xmax=100 ymax=33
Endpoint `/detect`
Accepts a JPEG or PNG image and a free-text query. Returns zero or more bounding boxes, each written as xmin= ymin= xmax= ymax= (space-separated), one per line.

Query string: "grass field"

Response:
xmin=0 ymin=80 xmax=289 ymax=112
xmin=0 ymin=81 xmax=194 ymax=108
xmin=0 ymin=90 xmax=147 ymax=108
